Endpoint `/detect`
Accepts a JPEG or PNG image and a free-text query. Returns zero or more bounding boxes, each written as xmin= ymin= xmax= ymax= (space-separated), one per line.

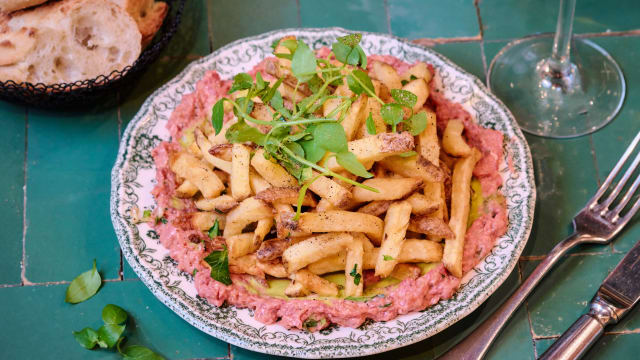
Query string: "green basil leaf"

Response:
xmin=120 ymin=345 xmax=164 ymax=360
xmin=102 ymin=304 xmax=127 ymax=325
xmin=331 ymin=42 xmax=352 ymax=64
xmin=204 ymin=246 xmax=232 ymax=285
xmin=380 ymin=103 xmax=404 ymax=127
xmin=73 ymin=327 xmax=100 ymax=349
xmin=97 ymin=324 xmax=125 ymax=348
xmin=404 ymin=111 xmax=428 ymax=136
xmin=225 ymin=121 xmax=266 ymax=146
xmin=365 ymin=113 xmax=377 ymax=135
xmin=211 ymin=99 xmax=225 ymax=135
xmin=390 ymin=89 xmax=418 ymax=109
xmin=65 ymin=260 xmax=101 ymax=304
xmin=336 ymin=152 xmax=373 ymax=178
xmin=208 ymin=219 xmax=220 ymax=238
xmin=228 ymin=73 xmax=253 ymax=94
xmin=291 ymin=40 xmax=317 ymax=83
xmin=338 ymin=33 xmax=362 ymax=47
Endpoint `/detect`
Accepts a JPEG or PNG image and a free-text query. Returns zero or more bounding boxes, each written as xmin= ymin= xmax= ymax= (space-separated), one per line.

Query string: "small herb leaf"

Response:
xmin=73 ymin=327 xmax=100 ymax=349
xmin=97 ymin=324 xmax=125 ymax=348
xmin=347 ymin=69 xmax=374 ymax=96
xmin=291 ymin=40 xmax=317 ymax=83
xmin=102 ymin=304 xmax=127 ymax=325
xmin=338 ymin=33 xmax=362 ymax=47
xmin=208 ymin=219 xmax=220 ymax=238
xmin=120 ymin=345 xmax=164 ymax=360
xmin=404 ymin=111 xmax=428 ymax=136
xmin=383 ymin=255 xmax=394 ymax=261
xmin=390 ymin=89 xmax=418 ymax=109
xmin=65 ymin=260 xmax=101 ymax=304
xmin=336 ymin=152 xmax=373 ymax=178
xmin=204 ymin=246 xmax=232 ymax=285
xmin=365 ymin=113 xmax=377 ymax=135
xmin=349 ymin=264 xmax=362 ymax=285
xmin=381 ymin=103 xmax=404 ymax=128
xmin=225 ymin=121 xmax=267 ymax=146
xmin=211 ymin=99 xmax=225 ymax=135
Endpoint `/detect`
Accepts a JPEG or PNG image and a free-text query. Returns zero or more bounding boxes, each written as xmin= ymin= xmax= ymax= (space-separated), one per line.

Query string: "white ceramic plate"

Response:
xmin=111 ymin=28 xmax=535 ymax=358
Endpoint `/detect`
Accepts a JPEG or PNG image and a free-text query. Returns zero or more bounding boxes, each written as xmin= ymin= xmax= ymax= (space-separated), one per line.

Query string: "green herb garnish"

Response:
xmin=208 ymin=219 xmax=220 ymax=238
xmin=204 ymin=246 xmax=232 ymax=285
xmin=398 ymin=151 xmax=417 ymax=158
xmin=66 ymin=260 xmax=101 ymax=304
xmin=142 ymin=210 xmax=152 ymax=219
xmin=383 ymin=255 xmax=394 ymax=261
xmin=365 ymin=112 xmax=377 ymax=135
xmin=349 ymin=264 xmax=361 ymax=285
xmin=380 ymin=302 xmax=392 ymax=308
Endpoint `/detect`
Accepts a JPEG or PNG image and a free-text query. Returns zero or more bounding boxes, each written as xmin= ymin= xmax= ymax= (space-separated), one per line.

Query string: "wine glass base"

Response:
xmin=488 ymin=34 xmax=626 ymax=138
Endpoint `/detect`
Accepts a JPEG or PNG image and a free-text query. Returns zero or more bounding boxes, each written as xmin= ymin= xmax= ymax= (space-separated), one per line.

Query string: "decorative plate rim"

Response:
xmin=111 ymin=27 xmax=536 ymax=358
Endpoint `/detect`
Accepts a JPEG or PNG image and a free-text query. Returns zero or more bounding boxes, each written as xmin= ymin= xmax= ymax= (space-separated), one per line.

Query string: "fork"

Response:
xmin=440 ymin=131 xmax=640 ymax=360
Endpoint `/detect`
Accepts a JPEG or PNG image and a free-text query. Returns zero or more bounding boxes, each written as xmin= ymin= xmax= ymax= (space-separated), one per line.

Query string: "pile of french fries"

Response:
xmin=168 ymin=44 xmax=486 ymax=299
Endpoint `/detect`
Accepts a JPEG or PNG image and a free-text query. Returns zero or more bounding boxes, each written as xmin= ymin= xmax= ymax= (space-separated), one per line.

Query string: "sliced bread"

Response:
xmin=109 ymin=0 xmax=168 ymax=47
xmin=0 ymin=0 xmax=142 ymax=84
xmin=0 ymin=0 xmax=48 ymax=13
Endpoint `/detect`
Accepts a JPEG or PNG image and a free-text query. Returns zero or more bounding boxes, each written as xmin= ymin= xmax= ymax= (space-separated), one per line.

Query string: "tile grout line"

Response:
xmin=472 ymin=0 xmax=488 ymax=78
xmin=519 ymin=259 xmax=539 ymax=358
xmin=117 ymin=94 xmax=125 ymax=281
xmin=384 ymin=0 xmax=391 ymax=35
xmin=295 ymin=0 xmax=301 ymax=27
xmin=483 ymin=28 xmax=640 ymax=45
xmin=20 ymin=107 xmax=32 ymax=286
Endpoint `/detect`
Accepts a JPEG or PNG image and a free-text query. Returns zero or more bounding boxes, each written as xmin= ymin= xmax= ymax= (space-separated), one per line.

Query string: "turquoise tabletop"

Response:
xmin=2 ymin=0 xmax=640 ymax=359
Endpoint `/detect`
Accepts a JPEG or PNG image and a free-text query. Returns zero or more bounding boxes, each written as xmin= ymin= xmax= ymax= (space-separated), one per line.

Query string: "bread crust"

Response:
xmin=110 ymin=0 xmax=168 ymax=47
xmin=0 ymin=0 xmax=48 ymax=13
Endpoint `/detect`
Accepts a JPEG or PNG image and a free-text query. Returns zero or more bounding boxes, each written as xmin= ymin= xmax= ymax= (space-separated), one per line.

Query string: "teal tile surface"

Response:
xmin=0 ymin=102 xmax=25 ymax=285
xmin=25 ymin=103 xmax=121 ymax=282
xmin=431 ymin=41 xmax=486 ymax=81
xmin=208 ymin=0 xmax=299 ymax=51
xmin=535 ymin=334 xmax=640 ymax=359
xmin=163 ymin=0 xmax=211 ymax=56
xmin=522 ymin=253 xmax=625 ymax=337
xmin=0 ymin=281 xmax=229 ymax=359
xmin=389 ymin=0 xmax=480 ymax=39
xmin=300 ymin=0 xmax=387 ymax=33
xmin=479 ymin=0 xmax=640 ymax=41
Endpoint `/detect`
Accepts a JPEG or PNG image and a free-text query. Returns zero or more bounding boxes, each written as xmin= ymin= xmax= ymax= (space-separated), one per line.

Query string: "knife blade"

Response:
xmin=541 ymin=238 xmax=640 ymax=360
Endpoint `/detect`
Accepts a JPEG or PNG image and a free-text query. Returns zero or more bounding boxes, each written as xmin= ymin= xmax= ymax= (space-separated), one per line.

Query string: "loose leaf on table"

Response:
xmin=97 ymin=324 xmax=126 ymax=348
xmin=335 ymin=152 xmax=373 ymax=178
xmin=291 ymin=40 xmax=317 ymax=83
xmin=102 ymin=304 xmax=128 ymax=325
xmin=390 ymin=89 xmax=418 ymax=109
xmin=65 ymin=260 xmax=101 ymax=304
xmin=118 ymin=340 xmax=164 ymax=360
xmin=380 ymin=103 xmax=404 ymax=130
xmin=204 ymin=246 xmax=232 ymax=285
xmin=347 ymin=69 xmax=375 ymax=96
xmin=403 ymin=111 xmax=428 ymax=136
xmin=73 ymin=327 xmax=100 ymax=349
xmin=365 ymin=113 xmax=377 ymax=135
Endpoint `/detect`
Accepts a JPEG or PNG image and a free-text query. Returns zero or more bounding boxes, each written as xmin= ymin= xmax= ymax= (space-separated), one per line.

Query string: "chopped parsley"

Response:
xmin=203 ymin=246 xmax=231 ymax=285
xmin=208 ymin=219 xmax=220 ymax=238
xmin=383 ymin=255 xmax=394 ymax=261
xmin=349 ymin=264 xmax=361 ymax=285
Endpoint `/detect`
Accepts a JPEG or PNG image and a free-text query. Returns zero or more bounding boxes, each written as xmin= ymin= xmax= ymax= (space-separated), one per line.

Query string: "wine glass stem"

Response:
xmin=550 ymin=0 xmax=576 ymax=74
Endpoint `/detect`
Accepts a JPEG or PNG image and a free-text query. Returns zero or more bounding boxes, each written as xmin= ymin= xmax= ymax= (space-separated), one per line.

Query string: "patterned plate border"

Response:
xmin=110 ymin=27 xmax=536 ymax=358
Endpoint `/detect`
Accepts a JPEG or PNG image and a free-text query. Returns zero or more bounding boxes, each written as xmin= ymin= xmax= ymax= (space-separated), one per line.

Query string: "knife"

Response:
xmin=540 ymin=239 xmax=640 ymax=360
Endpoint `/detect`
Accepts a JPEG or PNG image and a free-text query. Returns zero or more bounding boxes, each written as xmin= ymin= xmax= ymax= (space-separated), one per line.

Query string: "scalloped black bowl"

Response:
xmin=0 ymin=0 xmax=185 ymax=109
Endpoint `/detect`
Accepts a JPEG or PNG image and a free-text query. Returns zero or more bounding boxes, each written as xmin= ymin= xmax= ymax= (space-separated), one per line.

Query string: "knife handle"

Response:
xmin=540 ymin=295 xmax=621 ymax=360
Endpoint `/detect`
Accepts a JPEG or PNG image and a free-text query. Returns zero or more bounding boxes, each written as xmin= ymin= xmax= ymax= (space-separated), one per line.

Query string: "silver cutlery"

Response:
xmin=540 ymin=236 xmax=640 ymax=359
xmin=440 ymin=131 xmax=640 ymax=360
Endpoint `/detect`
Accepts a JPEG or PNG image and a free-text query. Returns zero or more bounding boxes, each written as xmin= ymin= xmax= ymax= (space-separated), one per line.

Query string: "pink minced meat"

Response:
xmin=150 ymin=52 xmax=509 ymax=330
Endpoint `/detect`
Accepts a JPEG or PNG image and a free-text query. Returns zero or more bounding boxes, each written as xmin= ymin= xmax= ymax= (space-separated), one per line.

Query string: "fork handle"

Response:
xmin=439 ymin=233 xmax=585 ymax=360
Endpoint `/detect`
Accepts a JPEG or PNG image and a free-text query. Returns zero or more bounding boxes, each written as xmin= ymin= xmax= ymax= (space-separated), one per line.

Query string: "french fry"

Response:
xmin=375 ymin=201 xmax=412 ymax=278
xmin=371 ymin=61 xmax=402 ymax=90
xmin=442 ymin=119 xmax=472 ymax=157
xmin=231 ymin=144 xmax=251 ymax=200
xmin=256 ymin=259 xmax=288 ymax=278
xmin=357 ymin=200 xmax=392 ymax=216
xmin=229 ymin=254 xmax=263 ymax=277
xmin=297 ymin=211 xmax=384 ymax=245
xmin=325 ymin=132 xmax=415 ymax=172
xmin=308 ymin=239 xmax=443 ymax=275
xmin=191 ymin=211 xmax=226 ymax=231
xmin=443 ymin=149 xmax=482 ymax=277
xmin=378 ymin=155 xmax=445 ymax=183
xmin=416 ymin=110 xmax=439 ymax=164
xmin=352 ymin=178 xmax=423 ymax=202
xmin=292 ymin=269 xmax=339 ymax=297
xmin=282 ymin=232 xmax=353 ymax=273
xmin=344 ymin=237 xmax=364 ymax=297
xmin=207 ymin=118 xmax=234 ymax=146
xmin=307 ymin=172 xmax=353 ymax=208
xmin=170 ymin=152 xmax=225 ymax=199
xmin=341 ymin=94 xmax=368 ymax=141
xmin=249 ymin=169 xmax=272 ymax=193
xmin=195 ymin=195 xmax=239 ymax=213
xmin=175 ymin=180 xmax=199 ymax=198
xmin=356 ymin=94 xmax=387 ymax=138
xmin=253 ymin=217 xmax=273 ymax=249
xmin=315 ymin=198 xmax=337 ymax=212
xmin=208 ymin=144 xmax=233 ymax=162
xmin=255 ymin=187 xmax=317 ymax=207
xmin=408 ymin=215 xmax=455 ymax=238
xmin=402 ymin=62 xmax=432 ymax=84
xmin=256 ymin=239 xmax=288 ymax=261
xmin=223 ymin=197 xmax=273 ymax=237
xmin=250 ymin=149 xmax=298 ymax=187
xmin=227 ymin=233 xmax=259 ymax=260
xmin=405 ymin=192 xmax=439 ymax=215
xmin=195 ymin=129 xmax=233 ymax=173
xmin=401 ymin=78 xmax=429 ymax=112
xmin=284 ymin=280 xmax=310 ymax=297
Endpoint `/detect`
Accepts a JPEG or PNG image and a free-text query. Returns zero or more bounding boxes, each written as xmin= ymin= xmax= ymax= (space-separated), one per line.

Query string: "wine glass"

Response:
xmin=487 ymin=0 xmax=626 ymax=138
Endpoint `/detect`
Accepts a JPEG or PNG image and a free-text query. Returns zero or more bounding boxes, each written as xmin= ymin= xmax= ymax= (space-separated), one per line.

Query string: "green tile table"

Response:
xmin=2 ymin=0 xmax=639 ymax=358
